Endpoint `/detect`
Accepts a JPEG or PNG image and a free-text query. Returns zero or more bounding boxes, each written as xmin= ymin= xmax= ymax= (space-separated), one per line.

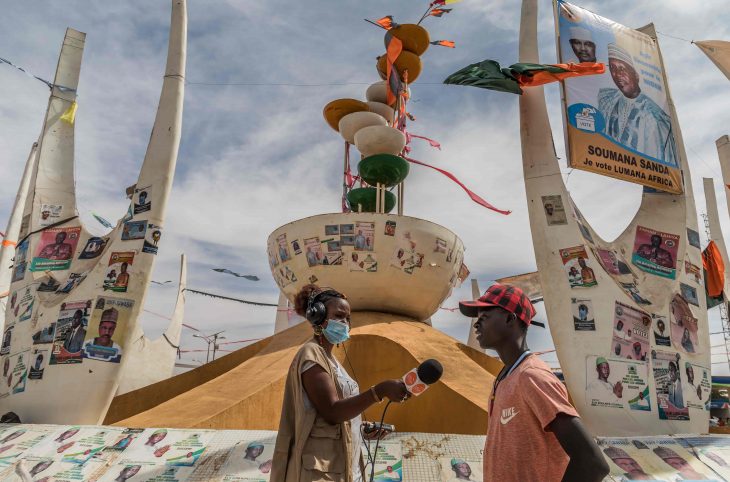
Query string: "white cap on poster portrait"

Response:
xmin=607 ymin=43 xmax=634 ymax=67
xmin=569 ymin=27 xmax=593 ymax=42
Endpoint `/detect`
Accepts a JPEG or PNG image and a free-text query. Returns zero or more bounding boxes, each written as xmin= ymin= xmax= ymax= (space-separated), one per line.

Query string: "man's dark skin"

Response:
xmin=475 ymin=306 xmax=609 ymax=482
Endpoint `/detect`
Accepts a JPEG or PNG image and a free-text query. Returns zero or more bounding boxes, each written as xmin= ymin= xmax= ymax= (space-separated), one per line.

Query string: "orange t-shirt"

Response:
xmin=484 ymin=355 xmax=579 ymax=482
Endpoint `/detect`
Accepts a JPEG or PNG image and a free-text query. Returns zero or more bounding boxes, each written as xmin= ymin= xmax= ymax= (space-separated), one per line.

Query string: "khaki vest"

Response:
xmin=271 ymin=340 xmax=355 ymax=482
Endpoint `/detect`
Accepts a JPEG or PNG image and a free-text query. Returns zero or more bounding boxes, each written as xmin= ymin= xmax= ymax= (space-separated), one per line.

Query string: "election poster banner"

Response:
xmin=652 ymin=350 xmax=690 ymax=421
xmin=556 ymin=0 xmax=682 ymax=193
xmin=585 ymin=356 xmax=650 ymax=411
xmin=631 ymin=226 xmax=679 ymax=279
xmin=611 ymin=301 xmax=650 ymax=361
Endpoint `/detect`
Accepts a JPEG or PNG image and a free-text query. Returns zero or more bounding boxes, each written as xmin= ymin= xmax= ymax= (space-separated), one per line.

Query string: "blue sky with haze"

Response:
xmin=1 ymin=0 xmax=730 ymax=372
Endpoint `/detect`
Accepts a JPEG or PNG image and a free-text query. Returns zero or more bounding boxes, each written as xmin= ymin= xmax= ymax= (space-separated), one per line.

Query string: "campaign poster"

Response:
xmin=57 ymin=271 xmax=88 ymax=294
xmin=652 ymin=350 xmax=690 ymax=420
xmin=680 ymin=282 xmax=700 ymax=306
xmin=39 ymin=203 xmax=63 ymax=227
xmin=10 ymin=284 xmax=35 ymax=323
xmin=122 ymin=220 xmax=147 ymax=241
xmin=103 ymin=252 xmax=135 ymax=293
xmin=0 ymin=327 xmax=12 ymax=356
xmin=58 ymin=428 xmax=125 ymax=465
xmin=683 ymin=362 xmax=711 ymax=411
xmin=556 ymin=0 xmax=682 ymax=193
xmin=611 ymin=301 xmax=650 ymax=361
xmin=559 ymin=245 xmax=597 ymax=288
xmin=592 ymin=247 xmax=632 ymax=276
xmin=28 ymin=348 xmax=48 ymax=380
xmin=97 ymin=465 xmax=194 ymax=482
xmin=685 ymin=260 xmax=703 ymax=284
xmin=354 ymin=442 xmax=402 ymax=482
xmin=340 ymin=223 xmax=355 ymax=235
xmin=303 ymin=237 xmax=323 ymax=267
xmin=119 ymin=428 xmax=214 ymax=467
xmin=349 ymin=252 xmax=377 ymax=272
xmin=267 ymin=241 xmax=279 ymax=268
xmin=134 ymin=187 xmax=152 ymax=214
xmin=32 ymin=322 xmax=56 ymax=345
xmin=11 ymin=239 xmax=28 ymax=282
xmin=631 ymin=226 xmax=679 ymax=279
xmin=30 ymin=226 xmax=81 ymax=271
xmin=598 ymin=437 xmax=720 ymax=481
xmin=324 ymin=252 xmax=343 ymax=266
xmin=571 ymin=298 xmax=595 ymax=331
xmin=324 ymin=224 xmax=339 ymax=236
xmin=457 ymin=262 xmax=470 ymax=284
xmin=143 ymin=224 xmax=162 ymax=255
xmin=586 ymin=356 xmax=650 ymax=411
xmin=0 ymin=426 xmax=51 ymax=466
xmin=219 ymin=440 xmax=274 ymax=481
xmin=7 ymin=350 xmax=29 ymax=394
xmin=541 ymin=195 xmax=568 ymax=226
xmin=687 ymin=228 xmax=701 ymax=249
xmin=290 ymin=239 xmax=302 ymax=255
xmin=50 ymin=300 xmax=91 ymax=365
xmin=684 ymin=437 xmax=730 ymax=482
xmin=384 ymin=220 xmax=396 ymax=236
xmin=619 ymin=281 xmax=651 ymax=306
xmin=670 ymin=293 xmax=699 ymax=354
xmin=276 ymin=233 xmax=290 ymax=262
xmin=651 ymin=314 xmax=671 ymax=347
xmin=78 ymin=236 xmax=108 ymax=259
xmin=82 ymin=297 xmax=134 ymax=363
xmin=354 ymin=221 xmax=375 ymax=251
xmin=438 ymin=456 xmax=479 ymax=482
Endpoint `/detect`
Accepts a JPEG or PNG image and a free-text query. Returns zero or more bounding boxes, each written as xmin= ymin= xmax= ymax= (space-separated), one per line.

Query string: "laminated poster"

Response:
xmin=30 ymin=226 xmax=81 ymax=272
xmin=8 ymin=350 xmax=29 ymax=395
xmin=438 ymin=455 xmax=480 ymax=482
xmin=651 ymin=314 xmax=671 ymax=348
xmin=28 ymin=348 xmax=48 ymax=380
xmin=611 ymin=301 xmax=650 ymax=361
xmin=683 ymin=362 xmax=711 ymax=411
xmin=631 ymin=226 xmax=679 ymax=279
xmin=598 ymin=437 xmax=721 ymax=481
xmin=354 ymin=221 xmax=375 ymax=251
xmin=220 ymin=440 xmax=274 ymax=481
xmin=0 ymin=426 xmax=51 ymax=466
xmin=119 ymin=428 xmax=214 ymax=467
xmin=586 ymin=356 xmax=650 ymax=411
xmin=49 ymin=301 xmax=91 ymax=365
xmin=559 ymin=246 xmax=597 ymax=288
xmin=39 ymin=203 xmax=63 ymax=227
xmin=97 ymin=464 xmax=194 ymax=482
xmin=82 ymin=297 xmax=134 ymax=363
xmin=78 ymin=236 xmax=108 ymax=260
xmin=276 ymin=233 xmax=290 ymax=262
xmin=303 ymin=237 xmax=323 ymax=267
xmin=11 ymin=240 xmax=28 ymax=282
xmin=143 ymin=224 xmax=162 ymax=255
xmin=652 ymin=350 xmax=689 ymax=421
xmin=349 ymin=252 xmax=377 ymax=272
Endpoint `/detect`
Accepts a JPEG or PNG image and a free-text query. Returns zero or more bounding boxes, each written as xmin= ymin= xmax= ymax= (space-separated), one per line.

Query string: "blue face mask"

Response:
xmin=322 ymin=318 xmax=350 ymax=344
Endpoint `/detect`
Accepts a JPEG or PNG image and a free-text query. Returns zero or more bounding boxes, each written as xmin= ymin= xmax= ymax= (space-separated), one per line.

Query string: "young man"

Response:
xmin=459 ymin=284 xmax=609 ymax=482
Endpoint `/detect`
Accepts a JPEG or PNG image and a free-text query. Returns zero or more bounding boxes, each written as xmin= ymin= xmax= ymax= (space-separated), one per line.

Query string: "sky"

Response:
xmin=1 ymin=0 xmax=730 ymax=373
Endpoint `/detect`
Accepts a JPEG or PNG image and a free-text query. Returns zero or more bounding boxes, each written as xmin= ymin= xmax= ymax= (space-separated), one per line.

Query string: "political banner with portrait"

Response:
xmin=82 ymin=297 xmax=134 ymax=363
xmin=119 ymin=428 xmax=215 ymax=467
xmin=631 ymin=225 xmax=679 ymax=279
xmin=30 ymin=226 xmax=82 ymax=271
xmin=652 ymin=350 xmax=690 ymax=421
xmin=682 ymin=362 xmax=711 ymax=411
xmin=670 ymin=293 xmax=700 ymax=354
xmin=611 ymin=301 xmax=650 ymax=361
xmin=219 ymin=440 xmax=274 ymax=481
xmin=585 ymin=356 xmax=650 ymax=411
xmin=49 ymin=300 xmax=91 ymax=365
xmin=0 ymin=426 xmax=50 ymax=466
xmin=556 ymin=0 xmax=682 ymax=193
xmin=598 ymin=437 xmax=722 ymax=481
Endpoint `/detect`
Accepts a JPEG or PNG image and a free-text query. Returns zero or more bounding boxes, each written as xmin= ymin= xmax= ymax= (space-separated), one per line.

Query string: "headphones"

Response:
xmin=305 ymin=289 xmax=341 ymax=326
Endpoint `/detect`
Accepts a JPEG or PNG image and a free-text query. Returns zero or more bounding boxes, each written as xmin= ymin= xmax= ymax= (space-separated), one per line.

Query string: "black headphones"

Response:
xmin=305 ymin=289 xmax=341 ymax=326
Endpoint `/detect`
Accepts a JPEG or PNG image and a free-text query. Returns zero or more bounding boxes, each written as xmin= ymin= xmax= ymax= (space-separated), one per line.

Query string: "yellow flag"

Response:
xmin=60 ymin=101 xmax=78 ymax=125
xmin=444 ymin=0 xmax=463 ymax=4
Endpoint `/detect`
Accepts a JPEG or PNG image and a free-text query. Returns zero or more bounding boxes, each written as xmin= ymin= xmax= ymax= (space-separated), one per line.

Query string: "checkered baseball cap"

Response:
xmin=459 ymin=283 xmax=543 ymax=327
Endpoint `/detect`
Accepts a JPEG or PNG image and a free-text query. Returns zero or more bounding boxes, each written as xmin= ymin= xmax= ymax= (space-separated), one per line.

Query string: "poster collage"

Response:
xmin=5 ymin=425 xmax=730 ymax=481
xmin=2 ymin=187 xmax=163 ymax=401
xmin=542 ymin=191 xmax=709 ymax=422
xmin=267 ymin=218 xmax=469 ymax=291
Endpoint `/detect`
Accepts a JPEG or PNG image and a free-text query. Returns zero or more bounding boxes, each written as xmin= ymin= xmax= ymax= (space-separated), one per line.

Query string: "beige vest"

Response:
xmin=271 ymin=340 xmax=354 ymax=482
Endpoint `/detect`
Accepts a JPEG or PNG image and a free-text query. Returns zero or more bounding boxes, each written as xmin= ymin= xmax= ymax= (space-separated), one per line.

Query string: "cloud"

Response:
xmin=2 ymin=0 xmax=730 ymax=373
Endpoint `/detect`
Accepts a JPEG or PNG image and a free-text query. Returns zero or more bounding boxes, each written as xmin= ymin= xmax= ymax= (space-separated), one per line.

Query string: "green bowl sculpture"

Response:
xmin=358 ymin=154 xmax=410 ymax=188
xmin=347 ymin=187 xmax=397 ymax=213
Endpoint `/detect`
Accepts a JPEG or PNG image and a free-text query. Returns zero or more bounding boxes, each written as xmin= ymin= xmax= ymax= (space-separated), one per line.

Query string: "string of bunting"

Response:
xmin=183 ymin=288 xmax=278 ymax=307
xmin=0 ymin=55 xmax=76 ymax=92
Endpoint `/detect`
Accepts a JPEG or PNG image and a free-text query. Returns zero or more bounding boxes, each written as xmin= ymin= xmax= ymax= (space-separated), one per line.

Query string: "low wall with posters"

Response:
xmin=107 ymin=312 xmax=501 ymax=435
xmin=3 ymin=423 xmax=730 ymax=481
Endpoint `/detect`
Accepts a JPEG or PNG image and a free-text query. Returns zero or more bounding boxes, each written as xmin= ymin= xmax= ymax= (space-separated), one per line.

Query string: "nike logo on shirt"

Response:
xmin=500 ymin=407 xmax=519 ymax=425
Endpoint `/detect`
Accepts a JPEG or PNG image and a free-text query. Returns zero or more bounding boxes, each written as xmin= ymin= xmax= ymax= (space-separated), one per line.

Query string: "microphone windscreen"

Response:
xmin=417 ymin=359 xmax=443 ymax=385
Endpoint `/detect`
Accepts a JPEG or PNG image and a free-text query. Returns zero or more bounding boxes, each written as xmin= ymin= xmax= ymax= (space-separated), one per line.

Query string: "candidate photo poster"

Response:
xmin=50 ymin=300 xmax=91 ymax=365
xmin=82 ymin=297 xmax=134 ymax=363
xmin=670 ymin=293 xmax=700 ymax=354
xmin=559 ymin=245 xmax=597 ymax=288
xmin=683 ymin=362 xmax=711 ymax=411
xmin=585 ymin=356 xmax=650 ymax=411
xmin=631 ymin=225 xmax=679 ymax=279
xmin=571 ymin=298 xmax=595 ymax=331
xmin=598 ymin=437 xmax=721 ymax=481
xmin=652 ymin=350 xmax=690 ymax=421
xmin=119 ymin=428 xmax=215 ymax=467
xmin=556 ymin=0 xmax=682 ymax=193
xmin=611 ymin=301 xmax=650 ymax=361
xmin=438 ymin=456 xmax=480 ymax=482
xmin=30 ymin=226 xmax=81 ymax=271
xmin=219 ymin=440 xmax=274 ymax=481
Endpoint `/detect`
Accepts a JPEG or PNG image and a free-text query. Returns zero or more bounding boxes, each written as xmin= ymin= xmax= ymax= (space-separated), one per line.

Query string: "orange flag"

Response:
xmin=430 ymin=40 xmax=455 ymax=48
xmin=702 ymin=240 xmax=725 ymax=298
xmin=515 ymin=62 xmax=604 ymax=87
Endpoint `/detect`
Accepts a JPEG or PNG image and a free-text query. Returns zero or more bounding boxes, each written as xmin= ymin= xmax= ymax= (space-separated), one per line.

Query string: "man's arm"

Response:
xmin=548 ymin=413 xmax=610 ymax=482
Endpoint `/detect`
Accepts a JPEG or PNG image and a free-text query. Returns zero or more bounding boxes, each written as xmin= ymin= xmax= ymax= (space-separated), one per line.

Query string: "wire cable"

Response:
xmin=369 ymin=401 xmax=393 ymax=482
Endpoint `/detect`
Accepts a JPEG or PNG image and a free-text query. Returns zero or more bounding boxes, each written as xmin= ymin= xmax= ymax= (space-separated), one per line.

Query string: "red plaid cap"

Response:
xmin=459 ymin=284 xmax=543 ymax=327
